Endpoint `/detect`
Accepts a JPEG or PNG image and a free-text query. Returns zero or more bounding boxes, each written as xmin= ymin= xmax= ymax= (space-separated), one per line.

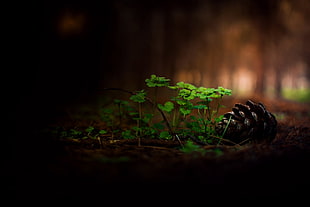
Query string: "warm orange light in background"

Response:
xmin=174 ymin=63 xmax=309 ymax=97
xmin=282 ymin=62 xmax=308 ymax=89
xmin=57 ymin=11 xmax=86 ymax=37
xmin=168 ymin=0 xmax=310 ymax=98
xmin=45 ymin=1 xmax=309 ymax=102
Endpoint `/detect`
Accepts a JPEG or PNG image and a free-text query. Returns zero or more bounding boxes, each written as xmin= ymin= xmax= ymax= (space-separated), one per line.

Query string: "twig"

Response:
xmin=237 ymin=138 xmax=251 ymax=145
xmin=140 ymin=145 xmax=180 ymax=151
xmin=210 ymin=135 xmax=237 ymax=145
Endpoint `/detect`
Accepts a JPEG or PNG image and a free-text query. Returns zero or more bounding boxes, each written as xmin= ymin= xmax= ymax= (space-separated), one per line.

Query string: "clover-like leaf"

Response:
xmin=192 ymin=104 xmax=208 ymax=110
xmin=99 ymin=129 xmax=108 ymax=134
xmin=217 ymin=86 xmax=232 ymax=96
xmin=159 ymin=131 xmax=172 ymax=139
xmin=145 ymin=74 xmax=170 ymax=87
xmin=179 ymin=89 xmax=196 ymax=100
xmin=180 ymin=107 xmax=191 ymax=116
xmin=158 ymin=101 xmax=174 ymax=113
xmin=130 ymin=90 xmax=146 ymax=103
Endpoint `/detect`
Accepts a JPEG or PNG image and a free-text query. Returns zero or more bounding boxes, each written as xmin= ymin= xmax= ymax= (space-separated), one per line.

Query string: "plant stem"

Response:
xmin=206 ymin=100 xmax=211 ymax=121
xmin=153 ymin=87 xmax=158 ymax=113
xmin=172 ymin=106 xmax=176 ymax=129
xmin=215 ymin=96 xmax=222 ymax=119
xmin=197 ymin=109 xmax=207 ymax=134
xmin=102 ymin=88 xmax=182 ymax=146
xmin=218 ymin=115 xmax=232 ymax=145
xmin=118 ymin=103 xmax=122 ymax=127
xmin=138 ymin=102 xmax=142 ymax=146
xmin=210 ymin=134 xmax=236 ymax=145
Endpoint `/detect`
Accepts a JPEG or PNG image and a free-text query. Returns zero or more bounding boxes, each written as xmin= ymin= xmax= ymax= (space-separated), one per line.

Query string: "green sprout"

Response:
xmin=157 ymin=101 xmax=174 ymax=113
xmin=129 ymin=90 xmax=147 ymax=146
xmin=180 ymin=140 xmax=206 ymax=154
xmin=145 ymin=74 xmax=170 ymax=87
xmin=102 ymin=74 xmax=232 ymax=148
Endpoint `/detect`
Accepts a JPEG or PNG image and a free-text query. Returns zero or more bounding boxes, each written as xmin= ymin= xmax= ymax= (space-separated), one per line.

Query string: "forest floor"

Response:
xmin=13 ymin=96 xmax=310 ymax=202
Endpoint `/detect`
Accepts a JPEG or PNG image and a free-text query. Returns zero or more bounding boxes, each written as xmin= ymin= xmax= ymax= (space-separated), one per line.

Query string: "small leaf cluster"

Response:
xmin=145 ymin=74 xmax=170 ymax=87
xmin=57 ymin=126 xmax=107 ymax=139
xmin=129 ymin=90 xmax=146 ymax=103
xmin=101 ymin=74 xmax=232 ymax=146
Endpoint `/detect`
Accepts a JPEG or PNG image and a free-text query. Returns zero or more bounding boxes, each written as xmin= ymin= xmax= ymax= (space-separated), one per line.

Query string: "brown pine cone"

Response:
xmin=215 ymin=100 xmax=277 ymax=144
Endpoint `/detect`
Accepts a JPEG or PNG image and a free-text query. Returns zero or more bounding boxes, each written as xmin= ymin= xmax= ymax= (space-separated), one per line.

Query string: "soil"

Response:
xmin=12 ymin=97 xmax=310 ymax=202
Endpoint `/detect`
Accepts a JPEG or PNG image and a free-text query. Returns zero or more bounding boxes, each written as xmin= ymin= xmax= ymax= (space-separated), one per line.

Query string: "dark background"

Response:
xmin=36 ymin=0 xmax=309 ymax=101
xmin=9 ymin=0 xmax=310 ymax=201
xmin=13 ymin=0 xmax=310 ymax=155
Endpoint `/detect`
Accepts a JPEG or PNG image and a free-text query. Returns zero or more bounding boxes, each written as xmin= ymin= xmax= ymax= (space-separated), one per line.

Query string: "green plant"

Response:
xmin=129 ymin=90 xmax=147 ymax=146
xmin=103 ymin=74 xmax=232 ymax=147
xmin=100 ymin=99 xmax=135 ymax=140
xmin=85 ymin=126 xmax=107 ymax=139
xmin=165 ymin=82 xmax=232 ymax=144
xmin=180 ymin=140 xmax=224 ymax=156
xmin=56 ymin=126 xmax=107 ymax=148
xmin=180 ymin=140 xmax=207 ymax=154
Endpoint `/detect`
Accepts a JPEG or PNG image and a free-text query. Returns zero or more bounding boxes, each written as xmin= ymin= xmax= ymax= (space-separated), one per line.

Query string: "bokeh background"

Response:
xmin=11 ymin=1 xmax=310 ymax=200
xmin=39 ymin=0 xmax=309 ymax=100
xmin=33 ymin=0 xmax=310 ymax=126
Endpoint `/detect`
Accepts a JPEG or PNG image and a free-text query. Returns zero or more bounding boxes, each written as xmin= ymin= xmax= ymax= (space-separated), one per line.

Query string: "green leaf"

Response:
xmin=213 ymin=148 xmax=224 ymax=156
xmin=142 ymin=113 xmax=154 ymax=123
xmin=214 ymin=115 xmax=224 ymax=123
xmin=145 ymin=74 xmax=170 ymax=87
xmin=132 ymin=117 xmax=141 ymax=121
xmin=158 ymin=101 xmax=174 ymax=112
xmin=101 ymin=108 xmax=113 ymax=114
xmin=159 ymin=131 xmax=172 ymax=139
xmin=122 ymin=130 xmax=135 ymax=139
xmin=69 ymin=129 xmax=82 ymax=136
xmin=176 ymin=82 xmax=197 ymax=90
xmin=99 ymin=130 xmax=108 ymax=134
xmin=175 ymin=99 xmax=188 ymax=106
xmin=132 ymin=126 xmax=141 ymax=132
xmin=153 ymin=122 xmax=165 ymax=130
xmin=196 ymin=87 xmax=216 ymax=99
xmin=217 ymin=86 xmax=232 ymax=96
xmin=143 ymin=127 xmax=157 ymax=137
xmin=129 ymin=112 xmax=139 ymax=116
xmin=168 ymin=85 xmax=178 ymax=90
xmin=130 ymin=90 xmax=146 ymax=103
xmin=192 ymin=104 xmax=208 ymax=109
xmin=209 ymin=93 xmax=221 ymax=98
xmin=114 ymin=99 xmax=129 ymax=105
xmin=179 ymin=89 xmax=197 ymax=100
xmin=85 ymin=126 xmax=94 ymax=133
xmin=180 ymin=107 xmax=191 ymax=116
xmin=181 ymin=140 xmax=205 ymax=153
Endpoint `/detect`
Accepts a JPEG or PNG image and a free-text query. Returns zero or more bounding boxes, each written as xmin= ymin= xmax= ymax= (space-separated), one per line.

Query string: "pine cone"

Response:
xmin=215 ymin=100 xmax=277 ymax=144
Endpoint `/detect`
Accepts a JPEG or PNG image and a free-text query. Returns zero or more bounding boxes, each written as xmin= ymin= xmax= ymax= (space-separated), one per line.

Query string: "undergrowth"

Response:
xmin=55 ymin=74 xmax=232 ymax=151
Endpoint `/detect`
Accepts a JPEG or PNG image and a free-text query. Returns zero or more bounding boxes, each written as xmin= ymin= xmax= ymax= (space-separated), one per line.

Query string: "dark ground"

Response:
xmin=12 ymin=96 xmax=310 ymax=203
